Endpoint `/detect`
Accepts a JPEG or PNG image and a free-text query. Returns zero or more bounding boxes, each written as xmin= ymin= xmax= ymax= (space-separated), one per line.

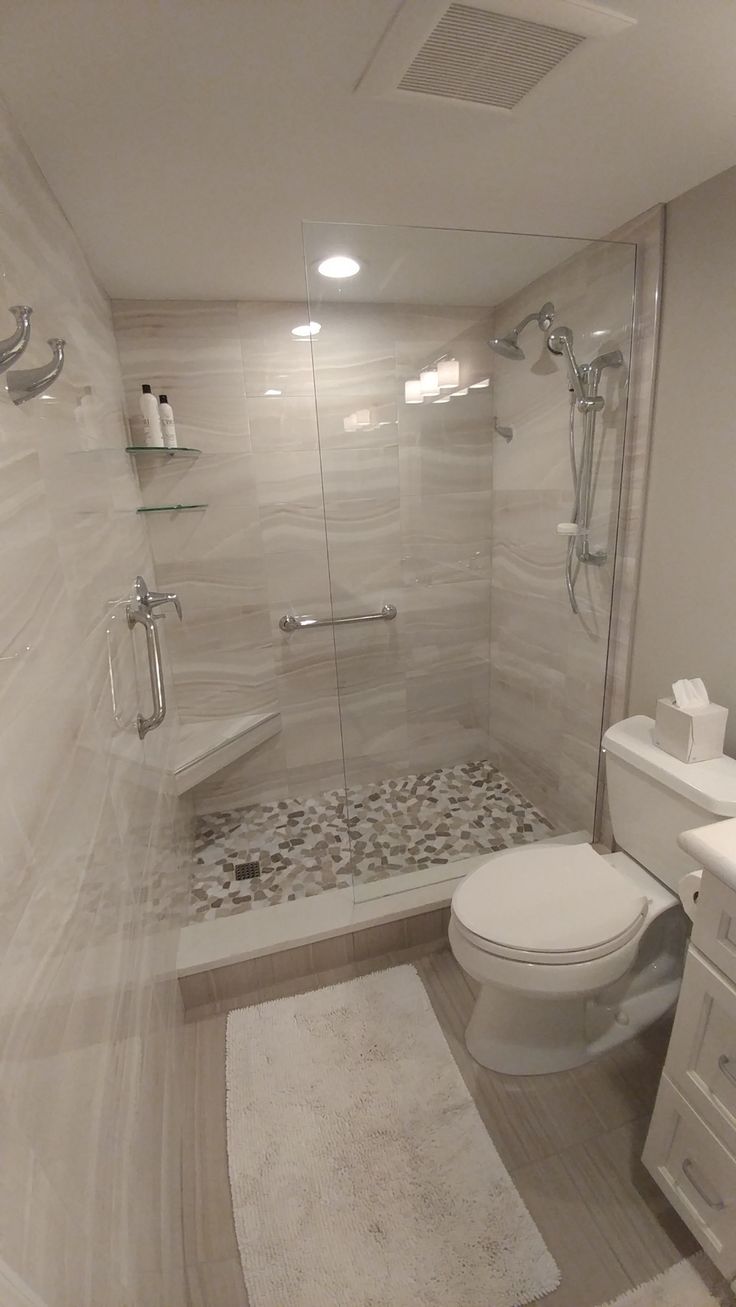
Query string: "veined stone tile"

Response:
xmin=113 ymin=298 xmax=251 ymax=453
xmin=320 ymin=443 xmax=399 ymax=502
xmin=248 ymin=393 xmax=319 ymax=452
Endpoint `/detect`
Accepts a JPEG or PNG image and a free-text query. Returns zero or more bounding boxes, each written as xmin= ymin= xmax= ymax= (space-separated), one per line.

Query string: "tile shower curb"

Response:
xmin=177 ymin=832 xmax=589 ymax=1010
xmin=178 ymin=875 xmax=463 ymax=977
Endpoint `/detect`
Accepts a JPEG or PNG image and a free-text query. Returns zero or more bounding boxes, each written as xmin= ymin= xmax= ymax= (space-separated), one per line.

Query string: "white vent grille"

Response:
xmin=397 ymin=4 xmax=585 ymax=109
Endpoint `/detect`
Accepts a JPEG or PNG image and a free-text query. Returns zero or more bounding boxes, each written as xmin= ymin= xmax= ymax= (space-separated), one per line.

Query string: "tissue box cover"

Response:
xmin=654 ymin=697 xmax=728 ymax=763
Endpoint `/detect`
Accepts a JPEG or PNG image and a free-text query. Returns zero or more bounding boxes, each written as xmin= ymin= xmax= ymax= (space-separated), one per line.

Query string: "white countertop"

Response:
xmin=678 ymin=818 xmax=736 ymax=894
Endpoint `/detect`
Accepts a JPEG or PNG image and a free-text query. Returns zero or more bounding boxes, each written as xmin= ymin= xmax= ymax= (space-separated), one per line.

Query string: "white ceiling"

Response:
xmin=303 ymin=225 xmax=602 ymax=306
xmin=1 ymin=0 xmax=735 ymax=302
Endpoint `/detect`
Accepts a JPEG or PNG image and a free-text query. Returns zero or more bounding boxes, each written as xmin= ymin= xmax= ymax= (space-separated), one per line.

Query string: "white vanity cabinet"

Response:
xmin=643 ymin=866 xmax=736 ymax=1284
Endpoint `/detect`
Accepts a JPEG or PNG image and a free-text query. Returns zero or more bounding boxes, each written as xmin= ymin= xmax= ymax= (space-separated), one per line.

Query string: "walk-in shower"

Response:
xmin=145 ymin=222 xmax=636 ymax=927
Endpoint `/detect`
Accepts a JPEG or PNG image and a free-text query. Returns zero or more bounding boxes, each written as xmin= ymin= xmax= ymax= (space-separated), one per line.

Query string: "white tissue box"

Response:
xmin=654 ymin=697 xmax=728 ymax=763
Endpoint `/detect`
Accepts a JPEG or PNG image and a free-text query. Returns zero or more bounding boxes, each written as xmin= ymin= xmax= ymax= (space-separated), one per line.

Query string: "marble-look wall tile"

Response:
xmin=203 ymin=298 xmax=495 ymax=808
xmin=489 ymin=220 xmax=660 ymax=836
xmin=121 ymin=294 xmax=496 ymax=812
xmin=113 ymin=301 xmax=275 ymax=738
xmin=0 ymin=104 xmax=188 ymax=1304
xmin=247 ymin=393 xmax=319 ymax=453
xmin=113 ymin=299 xmax=251 ymax=452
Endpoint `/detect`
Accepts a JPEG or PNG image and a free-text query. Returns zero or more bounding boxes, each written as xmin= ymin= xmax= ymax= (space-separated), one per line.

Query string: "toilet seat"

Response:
xmin=451 ymin=843 xmax=649 ymax=965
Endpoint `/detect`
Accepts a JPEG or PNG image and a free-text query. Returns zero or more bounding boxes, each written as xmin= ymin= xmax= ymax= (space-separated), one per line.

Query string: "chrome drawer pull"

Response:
xmin=718 ymin=1054 xmax=736 ymax=1089
xmin=682 ymin=1156 xmax=725 ymax=1210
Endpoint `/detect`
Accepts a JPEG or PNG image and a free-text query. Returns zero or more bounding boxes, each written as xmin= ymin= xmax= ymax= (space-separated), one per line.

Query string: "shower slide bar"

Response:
xmin=279 ymin=603 xmax=397 ymax=633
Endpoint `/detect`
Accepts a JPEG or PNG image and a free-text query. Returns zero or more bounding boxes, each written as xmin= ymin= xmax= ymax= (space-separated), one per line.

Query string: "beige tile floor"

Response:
xmin=183 ymin=943 xmax=698 ymax=1307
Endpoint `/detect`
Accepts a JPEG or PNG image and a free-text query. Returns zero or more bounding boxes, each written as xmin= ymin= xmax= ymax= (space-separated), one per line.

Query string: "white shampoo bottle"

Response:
xmin=140 ymin=383 xmax=164 ymax=446
xmin=158 ymin=393 xmax=178 ymax=448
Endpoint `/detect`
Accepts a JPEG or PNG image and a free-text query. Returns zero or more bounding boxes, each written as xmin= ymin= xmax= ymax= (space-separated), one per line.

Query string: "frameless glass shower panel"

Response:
xmin=303 ymin=222 xmax=636 ymax=903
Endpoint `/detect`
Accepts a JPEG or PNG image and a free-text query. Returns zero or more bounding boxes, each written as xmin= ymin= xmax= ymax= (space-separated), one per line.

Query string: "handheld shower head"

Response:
xmin=547 ymin=326 xmax=586 ymax=406
xmin=489 ymin=301 xmax=555 ymax=361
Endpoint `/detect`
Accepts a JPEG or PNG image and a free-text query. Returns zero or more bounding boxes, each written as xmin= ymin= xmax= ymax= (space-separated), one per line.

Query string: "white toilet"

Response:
xmin=449 ymin=715 xmax=736 ymax=1075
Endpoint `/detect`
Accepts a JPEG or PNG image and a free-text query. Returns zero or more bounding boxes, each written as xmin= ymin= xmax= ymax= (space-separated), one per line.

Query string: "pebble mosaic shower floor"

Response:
xmin=190 ymin=760 xmax=554 ymax=921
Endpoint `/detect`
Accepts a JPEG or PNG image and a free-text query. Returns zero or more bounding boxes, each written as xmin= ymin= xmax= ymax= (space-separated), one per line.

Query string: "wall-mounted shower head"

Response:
xmin=489 ymin=333 xmax=524 ymax=360
xmin=489 ymin=301 xmax=555 ymax=361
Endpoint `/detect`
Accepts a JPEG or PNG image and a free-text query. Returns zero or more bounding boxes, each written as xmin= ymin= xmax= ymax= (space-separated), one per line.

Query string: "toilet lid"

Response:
xmin=452 ymin=843 xmax=649 ymax=963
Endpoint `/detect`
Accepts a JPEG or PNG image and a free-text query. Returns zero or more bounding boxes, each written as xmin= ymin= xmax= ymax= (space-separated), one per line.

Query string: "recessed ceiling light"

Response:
xmin=469 ymin=378 xmax=490 ymax=389
xmin=451 ymin=388 xmax=469 ymax=397
xmin=291 ymin=321 xmax=321 ymax=338
xmin=317 ymin=255 xmax=361 ymax=279
xmin=264 ymin=388 xmax=282 ymax=396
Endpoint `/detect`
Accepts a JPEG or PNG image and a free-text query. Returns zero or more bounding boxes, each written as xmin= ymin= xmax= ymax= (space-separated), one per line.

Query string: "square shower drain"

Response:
xmin=234 ymin=860 xmax=261 ymax=881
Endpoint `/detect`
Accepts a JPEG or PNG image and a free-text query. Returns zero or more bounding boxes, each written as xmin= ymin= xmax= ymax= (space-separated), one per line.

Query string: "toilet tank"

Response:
xmin=603 ymin=715 xmax=736 ymax=893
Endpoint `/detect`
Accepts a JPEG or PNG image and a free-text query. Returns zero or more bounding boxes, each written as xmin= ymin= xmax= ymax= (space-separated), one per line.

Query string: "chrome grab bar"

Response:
xmin=279 ymin=603 xmax=397 ymax=633
xmin=127 ymin=575 xmax=182 ymax=738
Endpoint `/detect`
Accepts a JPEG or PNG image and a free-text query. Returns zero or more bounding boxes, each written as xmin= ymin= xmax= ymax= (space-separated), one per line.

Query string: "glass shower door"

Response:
xmin=303 ymin=221 xmax=635 ymax=903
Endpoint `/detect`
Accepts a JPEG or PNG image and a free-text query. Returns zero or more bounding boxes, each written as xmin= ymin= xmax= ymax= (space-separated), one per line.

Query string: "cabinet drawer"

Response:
xmin=643 ymin=1076 xmax=736 ymax=1279
xmin=665 ymin=946 xmax=736 ymax=1156
xmin=692 ymin=870 xmax=736 ymax=989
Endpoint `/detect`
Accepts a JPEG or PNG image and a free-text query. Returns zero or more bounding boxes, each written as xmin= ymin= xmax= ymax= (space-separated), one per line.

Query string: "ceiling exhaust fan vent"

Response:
xmin=397 ymin=4 xmax=584 ymax=110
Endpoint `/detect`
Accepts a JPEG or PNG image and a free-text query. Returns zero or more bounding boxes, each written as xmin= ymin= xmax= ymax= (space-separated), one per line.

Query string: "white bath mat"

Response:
xmin=226 ymin=965 xmax=560 ymax=1307
xmin=601 ymin=1252 xmax=735 ymax=1306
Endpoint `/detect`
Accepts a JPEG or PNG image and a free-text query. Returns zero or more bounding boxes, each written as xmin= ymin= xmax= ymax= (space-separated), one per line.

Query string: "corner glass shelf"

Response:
xmin=126 ymin=445 xmax=201 ymax=457
xmin=136 ymin=503 xmax=208 ymax=514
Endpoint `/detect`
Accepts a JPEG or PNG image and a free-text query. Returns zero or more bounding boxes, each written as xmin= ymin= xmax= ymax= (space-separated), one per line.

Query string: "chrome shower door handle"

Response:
xmin=133 ymin=611 xmax=166 ymax=739
xmin=126 ymin=575 xmax=177 ymax=738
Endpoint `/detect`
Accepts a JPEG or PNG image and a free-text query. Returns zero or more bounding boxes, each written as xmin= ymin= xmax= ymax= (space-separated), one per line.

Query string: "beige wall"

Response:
xmin=629 ymin=167 xmax=736 ymax=750
xmin=0 ymin=104 xmax=188 ymax=1304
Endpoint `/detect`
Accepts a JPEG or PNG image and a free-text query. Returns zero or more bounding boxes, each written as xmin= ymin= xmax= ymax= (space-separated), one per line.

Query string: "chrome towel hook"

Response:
xmin=0 ymin=305 xmax=32 ymax=375
xmin=7 ymin=337 xmax=65 ymax=405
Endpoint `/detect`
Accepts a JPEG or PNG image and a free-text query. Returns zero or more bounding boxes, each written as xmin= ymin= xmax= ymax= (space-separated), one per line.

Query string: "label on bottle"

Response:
xmin=160 ymin=415 xmax=177 ymax=448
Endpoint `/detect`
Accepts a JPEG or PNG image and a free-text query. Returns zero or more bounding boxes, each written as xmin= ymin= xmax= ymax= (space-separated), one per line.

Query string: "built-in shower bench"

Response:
xmin=175 ymin=710 xmax=281 ymax=795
